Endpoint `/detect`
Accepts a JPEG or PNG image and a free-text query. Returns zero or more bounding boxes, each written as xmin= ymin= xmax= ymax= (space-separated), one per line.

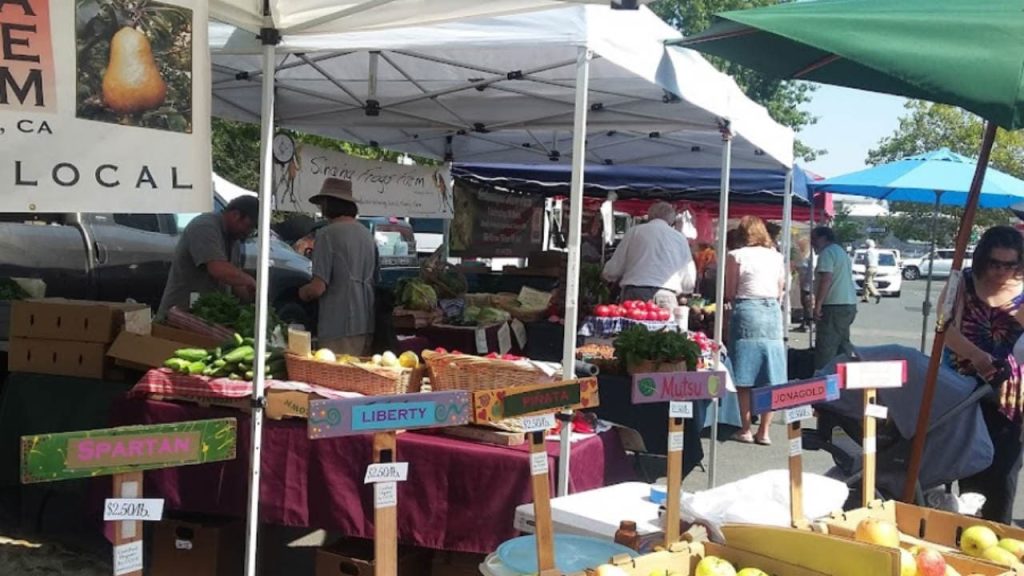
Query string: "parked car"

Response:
xmin=852 ymin=249 xmax=903 ymax=297
xmin=901 ymin=249 xmax=974 ymax=280
xmin=0 ymin=193 xmax=315 ymax=327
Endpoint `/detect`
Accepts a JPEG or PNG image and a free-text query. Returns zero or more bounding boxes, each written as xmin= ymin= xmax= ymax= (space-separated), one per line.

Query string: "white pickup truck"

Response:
xmin=901 ymin=249 xmax=974 ymax=280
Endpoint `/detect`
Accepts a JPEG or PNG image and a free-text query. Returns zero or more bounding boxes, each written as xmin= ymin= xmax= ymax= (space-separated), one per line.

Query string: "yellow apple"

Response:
xmin=901 ymin=549 xmax=918 ymax=576
xmin=695 ymin=556 xmax=738 ymax=576
xmin=943 ymin=565 xmax=961 ymax=576
xmin=960 ymin=526 xmax=999 ymax=557
xmin=736 ymin=569 xmax=769 ymax=576
xmin=998 ymin=537 xmax=1024 ymax=560
xmin=854 ymin=518 xmax=902 ymax=548
xmin=594 ymin=564 xmax=629 ymax=576
xmin=981 ymin=545 xmax=1021 ymax=568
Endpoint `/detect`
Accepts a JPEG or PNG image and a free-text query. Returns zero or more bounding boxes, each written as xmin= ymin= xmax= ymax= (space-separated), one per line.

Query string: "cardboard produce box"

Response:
xmin=8 ymin=337 xmax=110 ymax=378
xmin=315 ymin=539 xmax=431 ymax=576
xmin=107 ymin=331 xmax=188 ymax=372
xmin=152 ymin=323 xmax=225 ymax=349
xmin=151 ymin=517 xmax=243 ymax=576
xmin=820 ymin=500 xmax=1024 ymax=575
xmin=10 ymin=298 xmax=150 ymax=343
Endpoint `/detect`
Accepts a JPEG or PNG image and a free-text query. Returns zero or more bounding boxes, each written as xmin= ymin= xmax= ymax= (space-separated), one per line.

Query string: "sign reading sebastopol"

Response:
xmin=0 ymin=0 xmax=211 ymax=213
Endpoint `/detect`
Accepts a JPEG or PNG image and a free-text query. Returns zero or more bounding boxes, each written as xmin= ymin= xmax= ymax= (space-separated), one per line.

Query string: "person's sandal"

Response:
xmin=731 ymin=431 xmax=755 ymax=444
xmin=755 ymin=436 xmax=772 ymax=446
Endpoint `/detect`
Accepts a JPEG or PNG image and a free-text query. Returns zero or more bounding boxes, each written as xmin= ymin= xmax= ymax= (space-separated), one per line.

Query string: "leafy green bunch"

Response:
xmin=613 ymin=325 xmax=701 ymax=369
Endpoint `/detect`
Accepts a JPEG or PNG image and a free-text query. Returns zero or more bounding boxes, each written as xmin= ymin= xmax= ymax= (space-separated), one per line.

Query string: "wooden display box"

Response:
xmin=315 ymin=539 xmax=431 ymax=576
xmin=10 ymin=298 xmax=150 ymax=343
xmin=573 ymin=540 xmax=831 ymax=576
xmin=819 ymin=500 xmax=1024 ymax=575
xmin=153 ymin=389 xmax=316 ymax=421
xmin=151 ymin=516 xmax=244 ymax=576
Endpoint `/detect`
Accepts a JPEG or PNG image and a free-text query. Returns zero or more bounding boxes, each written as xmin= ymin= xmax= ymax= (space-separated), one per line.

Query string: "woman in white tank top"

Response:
xmin=725 ymin=216 xmax=787 ymax=446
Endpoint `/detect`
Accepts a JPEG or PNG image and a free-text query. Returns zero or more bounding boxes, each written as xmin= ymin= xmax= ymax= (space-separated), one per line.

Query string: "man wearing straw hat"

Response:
xmin=299 ymin=178 xmax=378 ymax=355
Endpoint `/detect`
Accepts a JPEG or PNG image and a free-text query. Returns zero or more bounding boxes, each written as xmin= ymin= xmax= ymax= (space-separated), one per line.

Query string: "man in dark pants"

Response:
xmin=811 ymin=226 xmax=859 ymax=369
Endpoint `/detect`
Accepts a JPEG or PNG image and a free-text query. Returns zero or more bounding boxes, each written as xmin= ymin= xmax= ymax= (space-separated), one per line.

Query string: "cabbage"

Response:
xmin=404 ymin=281 xmax=438 ymax=311
xmin=477 ymin=307 xmax=511 ymax=324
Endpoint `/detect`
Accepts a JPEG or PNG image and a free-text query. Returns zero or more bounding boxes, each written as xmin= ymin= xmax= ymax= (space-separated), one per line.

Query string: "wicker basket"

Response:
xmin=507 ymin=306 xmax=548 ymax=323
xmin=285 ymin=353 xmax=422 ymax=395
xmin=422 ymin=351 xmax=553 ymax=392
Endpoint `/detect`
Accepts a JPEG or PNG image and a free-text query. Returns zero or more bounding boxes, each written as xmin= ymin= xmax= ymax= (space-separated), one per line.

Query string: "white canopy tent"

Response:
xmin=209 ymin=5 xmax=793 ymax=573
xmin=210 ymin=7 xmax=791 ymax=170
xmin=210 ymin=0 xmax=650 ymax=35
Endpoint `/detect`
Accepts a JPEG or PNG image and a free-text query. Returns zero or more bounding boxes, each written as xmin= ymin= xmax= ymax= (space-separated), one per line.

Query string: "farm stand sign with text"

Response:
xmin=21 ymin=418 xmax=237 ymax=484
xmin=0 ymin=0 xmax=211 ymax=213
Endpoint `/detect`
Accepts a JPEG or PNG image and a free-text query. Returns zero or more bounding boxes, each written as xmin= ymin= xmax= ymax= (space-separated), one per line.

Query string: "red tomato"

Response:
xmin=596 ymin=305 xmax=613 ymax=317
xmin=658 ymin=310 xmax=671 ymax=321
xmin=646 ymin=301 xmax=660 ymax=311
xmin=622 ymin=301 xmax=635 ymax=310
xmin=629 ymin=309 xmax=648 ymax=321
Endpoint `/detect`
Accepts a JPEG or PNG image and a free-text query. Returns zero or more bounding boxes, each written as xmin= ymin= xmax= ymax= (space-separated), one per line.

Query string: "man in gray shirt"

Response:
xmin=157 ymin=196 xmax=259 ymax=318
xmin=299 ymin=178 xmax=378 ymax=355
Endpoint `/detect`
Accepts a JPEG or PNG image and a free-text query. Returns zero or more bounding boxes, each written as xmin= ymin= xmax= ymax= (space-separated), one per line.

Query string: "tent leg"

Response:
xmin=921 ymin=191 xmax=942 ymax=350
xmin=781 ymin=170 xmax=794 ymax=334
xmin=919 ymin=192 xmax=942 ymax=353
xmin=244 ymin=33 xmax=277 ymax=576
xmin=709 ymin=126 xmax=733 ymax=490
xmin=557 ymin=46 xmax=592 ymax=498
xmin=903 ymin=122 xmax=997 ymax=502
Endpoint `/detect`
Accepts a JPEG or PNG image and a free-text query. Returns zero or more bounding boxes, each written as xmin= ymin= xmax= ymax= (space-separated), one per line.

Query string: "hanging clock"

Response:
xmin=272 ymin=132 xmax=296 ymax=164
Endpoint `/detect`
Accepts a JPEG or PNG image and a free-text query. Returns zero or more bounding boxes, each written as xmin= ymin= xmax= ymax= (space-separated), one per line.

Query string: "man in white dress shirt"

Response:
xmin=602 ymin=202 xmax=697 ymax=310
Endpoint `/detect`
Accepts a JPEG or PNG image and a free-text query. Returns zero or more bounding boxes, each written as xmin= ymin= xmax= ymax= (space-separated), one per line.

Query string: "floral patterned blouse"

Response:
xmin=947 ymin=269 xmax=1024 ymax=422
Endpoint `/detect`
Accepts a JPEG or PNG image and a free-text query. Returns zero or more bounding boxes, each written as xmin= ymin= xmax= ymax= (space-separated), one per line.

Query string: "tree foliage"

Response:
xmin=868 ymin=101 xmax=1019 ymax=242
xmin=650 ymin=0 xmax=821 ymax=161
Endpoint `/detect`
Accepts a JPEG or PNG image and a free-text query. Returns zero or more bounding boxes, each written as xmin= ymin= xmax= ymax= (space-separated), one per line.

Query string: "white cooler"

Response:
xmin=512 ymin=482 xmax=664 ymax=552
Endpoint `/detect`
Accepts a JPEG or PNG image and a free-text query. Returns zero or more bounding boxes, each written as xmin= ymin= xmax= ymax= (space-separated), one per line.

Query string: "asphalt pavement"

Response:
xmin=681 ymin=277 xmax=1024 ymax=524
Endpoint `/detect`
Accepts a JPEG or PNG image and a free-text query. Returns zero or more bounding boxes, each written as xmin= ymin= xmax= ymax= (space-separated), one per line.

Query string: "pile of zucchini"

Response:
xmin=163 ymin=334 xmax=286 ymax=380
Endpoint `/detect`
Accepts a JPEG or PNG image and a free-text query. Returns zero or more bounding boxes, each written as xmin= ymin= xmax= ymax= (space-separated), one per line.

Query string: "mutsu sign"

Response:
xmin=0 ymin=0 xmax=210 ymax=212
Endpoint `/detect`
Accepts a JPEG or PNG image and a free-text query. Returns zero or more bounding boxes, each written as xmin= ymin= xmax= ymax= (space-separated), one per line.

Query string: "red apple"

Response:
xmin=915 ymin=547 xmax=947 ymax=576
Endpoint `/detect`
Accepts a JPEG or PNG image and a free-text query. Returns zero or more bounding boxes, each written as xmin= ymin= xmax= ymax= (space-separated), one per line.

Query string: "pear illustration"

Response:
xmin=101 ymin=27 xmax=167 ymax=114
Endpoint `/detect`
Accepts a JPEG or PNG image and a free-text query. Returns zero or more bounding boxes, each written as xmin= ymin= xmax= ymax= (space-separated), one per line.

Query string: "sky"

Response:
xmin=799 ymin=85 xmax=909 ymax=178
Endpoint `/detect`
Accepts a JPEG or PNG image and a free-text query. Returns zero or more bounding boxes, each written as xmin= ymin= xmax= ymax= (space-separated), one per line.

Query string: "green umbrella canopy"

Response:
xmin=671 ymin=0 xmax=1024 ymax=130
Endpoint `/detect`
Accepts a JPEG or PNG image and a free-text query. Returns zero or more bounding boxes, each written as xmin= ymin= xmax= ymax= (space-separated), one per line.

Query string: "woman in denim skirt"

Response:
xmin=725 ymin=216 xmax=788 ymax=445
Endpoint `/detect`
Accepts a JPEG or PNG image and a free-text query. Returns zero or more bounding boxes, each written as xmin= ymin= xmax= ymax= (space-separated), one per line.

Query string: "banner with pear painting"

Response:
xmin=0 ymin=0 xmax=211 ymax=212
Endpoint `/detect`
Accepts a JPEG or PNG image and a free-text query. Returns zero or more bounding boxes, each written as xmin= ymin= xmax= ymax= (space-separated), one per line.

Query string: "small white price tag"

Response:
xmin=374 ymin=481 xmax=398 ymax=509
xmin=530 ymin=451 xmax=549 ymax=476
xmin=864 ymin=436 xmax=877 ymax=455
xmin=784 ymin=405 xmax=814 ymax=424
xmin=789 ymin=437 xmax=802 ymax=457
xmin=865 ymin=404 xmax=889 ymax=420
xmin=498 ymin=323 xmax=512 ymax=355
xmin=844 ymin=361 xmax=904 ymax=389
xmin=668 ymin=431 xmax=684 ymax=453
xmin=475 ymin=328 xmax=488 ymax=354
xmin=175 ymin=539 xmax=193 ymax=551
xmin=104 ymin=498 xmax=164 ymax=522
xmin=520 ymin=413 xmax=557 ymax=433
xmin=669 ymin=401 xmax=693 ymax=419
xmin=511 ymin=319 xmax=528 ymax=348
xmin=364 ymin=463 xmax=409 ymax=484
xmin=113 ymin=540 xmax=143 ymax=576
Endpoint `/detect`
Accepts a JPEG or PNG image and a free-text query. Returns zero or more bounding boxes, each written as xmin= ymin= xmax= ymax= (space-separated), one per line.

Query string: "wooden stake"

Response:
xmin=373 ymin=432 xmax=398 ymax=576
xmin=112 ymin=472 xmax=143 ymax=576
xmin=665 ymin=416 xmax=684 ymax=546
xmin=788 ymin=422 xmax=804 ymax=526
xmin=863 ymin=388 xmax=878 ymax=508
xmin=529 ymin=431 xmax=558 ymax=575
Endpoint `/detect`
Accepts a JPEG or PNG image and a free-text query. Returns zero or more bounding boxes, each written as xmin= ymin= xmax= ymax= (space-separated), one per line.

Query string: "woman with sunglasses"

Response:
xmin=943 ymin=225 xmax=1024 ymax=523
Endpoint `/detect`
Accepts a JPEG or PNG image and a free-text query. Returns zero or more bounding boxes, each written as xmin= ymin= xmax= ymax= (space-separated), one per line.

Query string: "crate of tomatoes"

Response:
xmin=593 ymin=300 xmax=673 ymax=323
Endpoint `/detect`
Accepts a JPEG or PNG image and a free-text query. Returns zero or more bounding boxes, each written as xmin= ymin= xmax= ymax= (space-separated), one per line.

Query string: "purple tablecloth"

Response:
xmin=109 ymin=398 xmax=635 ymax=554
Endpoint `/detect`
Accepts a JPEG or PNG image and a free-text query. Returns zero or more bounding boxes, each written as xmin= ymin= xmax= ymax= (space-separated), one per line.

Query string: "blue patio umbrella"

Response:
xmin=809 ymin=148 xmax=1024 ymax=351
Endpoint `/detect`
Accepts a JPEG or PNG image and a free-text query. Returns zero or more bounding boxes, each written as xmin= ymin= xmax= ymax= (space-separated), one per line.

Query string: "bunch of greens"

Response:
xmin=581 ymin=263 xmax=612 ymax=307
xmin=613 ymin=325 xmax=701 ymax=369
xmin=190 ymin=292 xmax=279 ymax=338
xmin=395 ymin=278 xmax=438 ymax=311
xmin=0 ymin=279 xmax=29 ymax=301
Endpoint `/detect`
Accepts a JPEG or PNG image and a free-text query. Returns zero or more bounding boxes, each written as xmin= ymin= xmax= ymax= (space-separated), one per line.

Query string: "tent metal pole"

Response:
xmin=558 ymin=46 xmax=592 ymax=498
xmin=244 ymin=26 xmax=277 ymax=576
xmin=920 ymin=191 xmax=943 ymax=353
xmin=808 ymin=195 xmax=816 ymax=349
xmin=781 ymin=170 xmax=794 ymax=335
xmin=709 ymin=125 xmax=733 ymax=489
